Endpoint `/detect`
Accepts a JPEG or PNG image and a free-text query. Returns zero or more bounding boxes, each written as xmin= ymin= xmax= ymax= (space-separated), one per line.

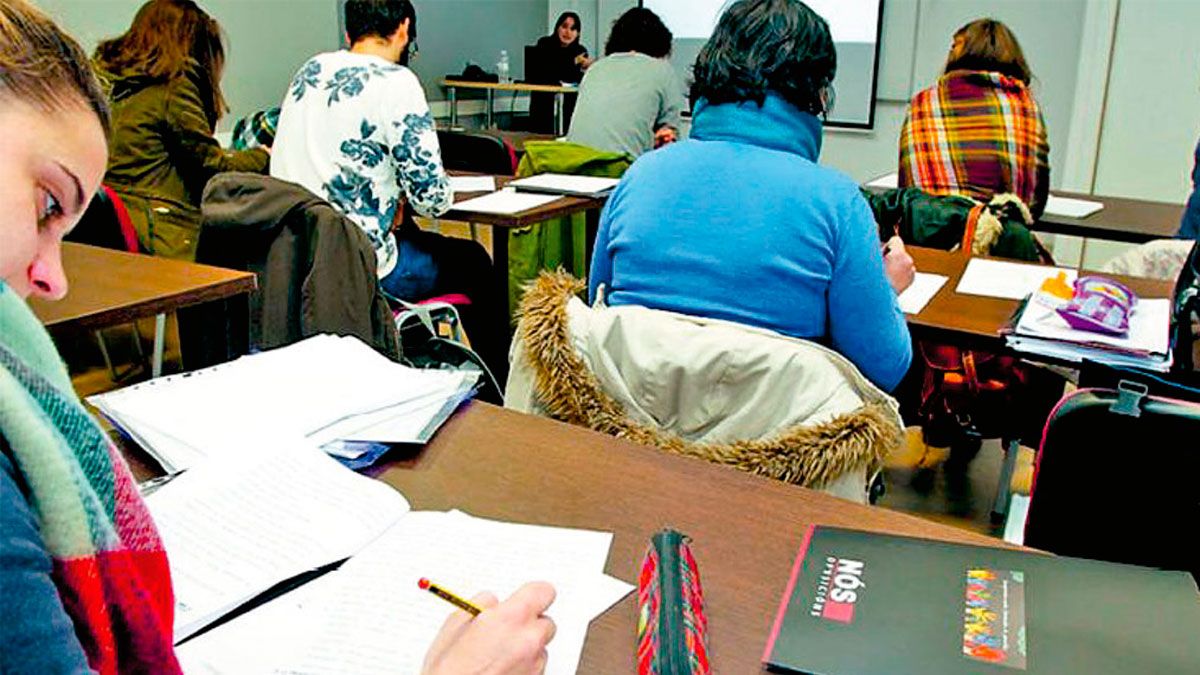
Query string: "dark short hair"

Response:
xmin=689 ymin=0 xmax=836 ymax=116
xmin=345 ymin=0 xmax=416 ymax=45
xmin=604 ymin=7 xmax=672 ymax=58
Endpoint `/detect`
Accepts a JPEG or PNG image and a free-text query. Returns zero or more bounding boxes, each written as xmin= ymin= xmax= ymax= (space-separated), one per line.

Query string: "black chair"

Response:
xmin=437 ymin=130 xmax=517 ymax=176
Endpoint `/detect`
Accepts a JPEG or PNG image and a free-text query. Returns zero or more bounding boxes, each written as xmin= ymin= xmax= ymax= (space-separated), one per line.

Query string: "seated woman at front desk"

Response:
xmin=527 ymin=11 xmax=593 ymax=133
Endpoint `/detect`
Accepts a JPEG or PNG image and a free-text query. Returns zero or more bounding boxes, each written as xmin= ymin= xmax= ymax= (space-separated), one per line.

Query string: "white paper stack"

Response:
xmin=89 ymin=335 xmax=477 ymax=473
xmin=146 ymin=440 xmax=411 ymax=642
xmin=1006 ymin=298 xmax=1172 ymax=371
xmin=1044 ymin=194 xmax=1105 ymax=219
xmin=176 ymin=510 xmax=634 ymax=674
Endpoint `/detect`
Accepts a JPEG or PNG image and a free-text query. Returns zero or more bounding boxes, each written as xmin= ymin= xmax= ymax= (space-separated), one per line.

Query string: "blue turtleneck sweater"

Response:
xmin=588 ymin=94 xmax=912 ymax=390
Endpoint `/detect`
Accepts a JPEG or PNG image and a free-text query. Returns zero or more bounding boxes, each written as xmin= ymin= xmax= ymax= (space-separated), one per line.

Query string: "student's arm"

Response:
xmin=0 ymin=450 xmax=93 ymax=674
xmin=654 ymin=62 xmax=685 ymax=133
xmin=164 ymin=73 xmax=270 ymax=182
xmin=386 ymin=74 xmax=453 ymax=219
xmin=587 ymin=197 xmax=617 ymax=304
xmin=826 ymin=192 xmax=914 ymax=391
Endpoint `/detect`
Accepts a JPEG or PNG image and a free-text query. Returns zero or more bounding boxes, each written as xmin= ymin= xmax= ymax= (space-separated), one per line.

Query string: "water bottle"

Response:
xmin=496 ymin=50 xmax=510 ymax=83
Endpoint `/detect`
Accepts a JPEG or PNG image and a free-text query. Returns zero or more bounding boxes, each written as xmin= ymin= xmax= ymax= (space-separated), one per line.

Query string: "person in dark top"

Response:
xmin=528 ymin=11 xmax=593 ymax=132
xmin=1178 ymin=138 xmax=1200 ymax=239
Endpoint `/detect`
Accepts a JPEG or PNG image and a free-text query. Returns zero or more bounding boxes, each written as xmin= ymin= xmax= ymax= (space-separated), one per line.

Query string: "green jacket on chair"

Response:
xmin=508 ymin=141 xmax=631 ymax=316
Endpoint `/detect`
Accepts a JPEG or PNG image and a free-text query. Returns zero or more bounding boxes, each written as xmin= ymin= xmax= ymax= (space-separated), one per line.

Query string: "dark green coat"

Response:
xmin=101 ymin=66 xmax=269 ymax=260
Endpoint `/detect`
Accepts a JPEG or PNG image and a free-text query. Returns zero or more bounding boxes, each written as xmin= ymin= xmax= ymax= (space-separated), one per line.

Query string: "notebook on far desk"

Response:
xmin=509 ymin=173 xmax=619 ymax=198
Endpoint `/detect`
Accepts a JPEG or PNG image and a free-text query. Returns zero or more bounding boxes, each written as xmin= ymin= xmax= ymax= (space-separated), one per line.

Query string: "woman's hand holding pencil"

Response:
xmin=420 ymin=580 xmax=558 ymax=675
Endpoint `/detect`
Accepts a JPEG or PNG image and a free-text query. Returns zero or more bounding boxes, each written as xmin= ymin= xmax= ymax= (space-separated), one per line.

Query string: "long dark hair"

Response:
xmin=95 ymin=0 xmax=227 ymax=125
xmin=552 ymin=11 xmax=582 ymax=47
xmin=944 ymin=18 xmax=1032 ymax=85
xmin=690 ymin=0 xmax=836 ymax=116
xmin=604 ymin=7 xmax=672 ymax=58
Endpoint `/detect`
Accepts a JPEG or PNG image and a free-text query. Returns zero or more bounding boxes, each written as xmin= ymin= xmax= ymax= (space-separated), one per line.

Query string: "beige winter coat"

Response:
xmin=506 ymin=272 xmax=905 ymax=502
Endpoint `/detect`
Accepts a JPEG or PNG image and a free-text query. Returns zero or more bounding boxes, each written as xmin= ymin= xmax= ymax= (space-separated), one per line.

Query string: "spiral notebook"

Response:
xmin=88 ymin=335 xmax=477 ymax=473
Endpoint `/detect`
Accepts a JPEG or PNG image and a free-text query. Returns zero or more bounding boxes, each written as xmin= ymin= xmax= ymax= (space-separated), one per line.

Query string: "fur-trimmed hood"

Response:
xmin=506 ymin=272 xmax=905 ymax=499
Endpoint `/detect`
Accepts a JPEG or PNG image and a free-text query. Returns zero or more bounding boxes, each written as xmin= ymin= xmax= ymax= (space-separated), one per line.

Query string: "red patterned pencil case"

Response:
xmin=636 ymin=529 xmax=711 ymax=674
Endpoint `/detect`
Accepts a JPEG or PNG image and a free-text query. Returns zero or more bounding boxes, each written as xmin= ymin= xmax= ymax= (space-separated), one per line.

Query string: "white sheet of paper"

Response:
xmin=1014 ymin=298 xmax=1170 ymax=355
xmin=146 ymin=440 xmax=410 ymax=642
xmin=508 ymin=173 xmax=619 ymax=195
xmin=866 ymin=172 xmax=899 ymax=189
xmin=955 ymin=258 xmax=1078 ymax=300
xmin=281 ymin=511 xmax=631 ymax=675
xmin=897 ymin=273 xmax=949 ymax=314
xmin=452 ymin=188 xmax=561 ymax=214
xmin=448 ymin=175 xmax=496 ymax=193
xmin=1044 ymin=194 xmax=1105 ymax=218
xmin=176 ymin=511 xmax=632 ymax=675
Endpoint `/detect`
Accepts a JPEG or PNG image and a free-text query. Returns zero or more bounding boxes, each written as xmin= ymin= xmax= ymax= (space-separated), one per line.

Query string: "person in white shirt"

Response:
xmin=272 ymin=0 xmax=505 ymax=377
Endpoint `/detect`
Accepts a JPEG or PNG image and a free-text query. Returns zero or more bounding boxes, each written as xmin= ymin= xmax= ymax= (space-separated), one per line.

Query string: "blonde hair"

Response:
xmin=0 ymin=0 xmax=110 ymax=132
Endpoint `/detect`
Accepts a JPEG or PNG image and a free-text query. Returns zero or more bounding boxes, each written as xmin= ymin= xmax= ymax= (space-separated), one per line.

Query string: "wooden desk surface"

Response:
xmin=375 ymin=402 xmax=1011 ymax=673
xmin=29 ymin=243 xmax=256 ymax=332
xmin=442 ymin=79 xmax=577 ymax=94
xmin=907 ymin=247 xmax=1174 ymax=348
xmin=1040 ymin=191 xmax=1183 ymax=243
xmin=442 ymin=171 xmax=607 ymax=228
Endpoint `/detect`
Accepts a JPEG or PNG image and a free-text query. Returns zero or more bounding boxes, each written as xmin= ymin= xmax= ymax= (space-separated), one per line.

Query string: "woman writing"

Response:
xmin=95 ymin=0 xmax=269 ymax=261
xmin=0 ymin=4 xmax=555 ymax=671
xmin=898 ymin=18 xmax=1050 ymax=218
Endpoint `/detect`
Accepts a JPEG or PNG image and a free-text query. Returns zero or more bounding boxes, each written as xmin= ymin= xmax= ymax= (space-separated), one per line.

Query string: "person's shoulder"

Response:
xmin=535 ymin=35 xmax=557 ymax=49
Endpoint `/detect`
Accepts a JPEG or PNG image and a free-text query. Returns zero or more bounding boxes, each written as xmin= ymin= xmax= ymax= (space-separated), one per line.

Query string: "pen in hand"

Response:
xmin=419 ymin=577 xmax=484 ymax=616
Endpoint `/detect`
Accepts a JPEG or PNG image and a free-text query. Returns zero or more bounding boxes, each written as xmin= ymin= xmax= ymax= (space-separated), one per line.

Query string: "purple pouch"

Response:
xmin=1056 ymin=276 xmax=1137 ymax=336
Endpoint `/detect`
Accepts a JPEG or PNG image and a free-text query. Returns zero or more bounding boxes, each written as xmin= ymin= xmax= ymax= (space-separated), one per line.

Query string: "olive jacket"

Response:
xmin=101 ymin=65 xmax=269 ymax=260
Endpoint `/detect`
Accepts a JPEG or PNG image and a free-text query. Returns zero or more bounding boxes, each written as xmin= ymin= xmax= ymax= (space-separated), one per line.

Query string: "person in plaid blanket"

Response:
xmin=899 ymin=19 xmax=1050 ymax=219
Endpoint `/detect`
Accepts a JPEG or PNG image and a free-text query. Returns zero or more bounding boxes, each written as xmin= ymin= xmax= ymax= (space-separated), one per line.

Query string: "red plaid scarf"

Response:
xmin=899 ymin=70 xmax=1050 ymax=215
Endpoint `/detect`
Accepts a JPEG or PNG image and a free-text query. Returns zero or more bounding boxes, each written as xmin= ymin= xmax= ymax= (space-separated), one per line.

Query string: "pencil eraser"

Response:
xmin=418 ymin=578 xmax=430 ymax=590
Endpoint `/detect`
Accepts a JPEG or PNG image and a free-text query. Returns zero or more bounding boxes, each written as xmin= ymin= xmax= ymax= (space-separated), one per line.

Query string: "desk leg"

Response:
xmin=554 ymin=93 xmax=564 ymax=136
xmin=584 ymin=207 xmax=601 ymax=277
xmin=991 ymin=438 xmax=1020 ymax=522
xmin=486 ymin=89 xmax=495 ymax=128
xmin=152 ymin=313 xmax=166 ymax=378
xmin=449 ymin=88 xmax=458 ymax=127
xmin=490 ymin=225 xmax=514 ymax=341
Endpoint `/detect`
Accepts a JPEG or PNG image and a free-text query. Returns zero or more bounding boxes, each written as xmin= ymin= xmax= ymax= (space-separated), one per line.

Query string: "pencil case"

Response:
xmin=636 ymin=529 xmax=711 ymax=674
xmin=1056 ymin=276 xmax=1137 ymax=336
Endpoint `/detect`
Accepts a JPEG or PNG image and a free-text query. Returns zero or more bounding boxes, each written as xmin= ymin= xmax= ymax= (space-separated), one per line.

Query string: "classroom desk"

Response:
xmin=441 ymin=79 xmax=578 ymax=134
xmin=440 ymin=171 xmax=608 ymax=299
xmin=371 ymin=402 xmax=1012 ymax=674
xmin=906 ymin=247 xmax=1174 ymax=350
xmin=28 ymin=243 xmax=256 ymax=377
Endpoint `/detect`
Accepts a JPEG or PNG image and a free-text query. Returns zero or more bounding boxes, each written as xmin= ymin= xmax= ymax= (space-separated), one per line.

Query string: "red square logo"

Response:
xmin=821 ymin=600 xmax=855 ymax=623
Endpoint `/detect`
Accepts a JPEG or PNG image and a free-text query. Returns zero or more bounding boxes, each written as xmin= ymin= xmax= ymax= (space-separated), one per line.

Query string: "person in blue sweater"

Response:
xmin=588 ymin=0 xmax=914 ymax=391
xmin=1178 ymin=138 xmax=1200 ymax=239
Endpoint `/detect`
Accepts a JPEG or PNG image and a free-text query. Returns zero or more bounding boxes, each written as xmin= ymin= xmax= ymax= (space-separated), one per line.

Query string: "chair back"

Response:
xmin=437 ymin=130 xmax=517 ymax=176
xmin=67 ymin=186 xmax=139 ymax=253
xmin=1024 ymin=385 xmax=1200 ymax=579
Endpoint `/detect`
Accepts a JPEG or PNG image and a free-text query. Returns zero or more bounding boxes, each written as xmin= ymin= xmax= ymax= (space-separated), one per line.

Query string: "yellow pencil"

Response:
xmin=418 ymin=577 xmax=484 ymax=616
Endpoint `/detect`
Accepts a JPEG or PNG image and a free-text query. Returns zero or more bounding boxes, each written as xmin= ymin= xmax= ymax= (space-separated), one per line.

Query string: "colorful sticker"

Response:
xmin=962 ymin=568 xmax=1028 ymax=670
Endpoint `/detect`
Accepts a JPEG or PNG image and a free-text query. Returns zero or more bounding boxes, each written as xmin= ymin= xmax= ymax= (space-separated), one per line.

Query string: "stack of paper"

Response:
xmin=1006 ymin=299 xmax=1172 ymax=371
xmin=176 ymin=510 xmax=634 ymax=674
xmin=1045 ymin=194 xmax=1105 ymax=219
xmin=146 ymin=440 xmax=411 ymax=642
xmin=509 ymin=173 xmax=620 ymax=197
xmin=89 ymin=335 xmax=477 ymax=472
xmin=452 ymin=188 xmax=561 ymax=215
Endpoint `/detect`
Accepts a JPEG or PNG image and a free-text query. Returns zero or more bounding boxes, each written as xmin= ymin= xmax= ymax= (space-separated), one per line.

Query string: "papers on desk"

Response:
xmin=1045 ymin=194 xmax=1105 ymax=218
xmin=955 ymin=258 xmax=1078 ymax=300
xmin=509 ymin=173 xmax=620 ymax=197
xmin=176 ymin=510 xmax=634 ymax=674
xmin=146 ymin=440 xmax=410 ymax=642
xmin=897 ymin=272 xmax=948 ymax=314
xmin=1006 ymin=298 xmax=1172 ymax=371
xmin=448 ymin=174 xmax=496 ymax=193
xmin=453 ymin=188 xmax=561 ymax=215
xmin=89 ymin=335 xmax=477 ymax=473
xmin=865 ymin=172 xmax=899 ymax=189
